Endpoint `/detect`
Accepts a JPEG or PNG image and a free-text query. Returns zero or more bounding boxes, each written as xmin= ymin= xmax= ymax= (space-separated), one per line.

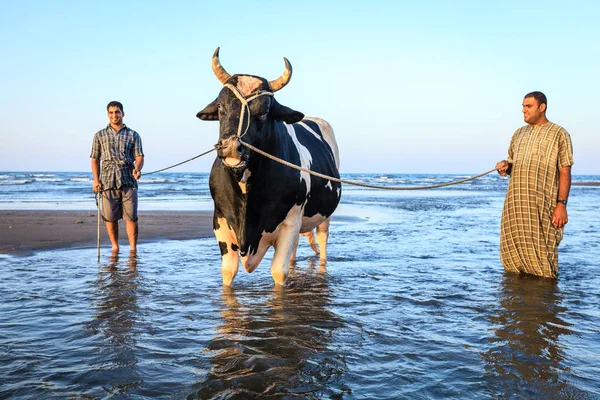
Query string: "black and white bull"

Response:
xmin=197 ymin=48 xmax=341 ymax=286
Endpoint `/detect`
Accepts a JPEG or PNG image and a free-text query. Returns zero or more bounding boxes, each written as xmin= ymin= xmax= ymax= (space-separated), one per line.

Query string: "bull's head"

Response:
xmin=197 ymin=48 xmax=304 ymax=167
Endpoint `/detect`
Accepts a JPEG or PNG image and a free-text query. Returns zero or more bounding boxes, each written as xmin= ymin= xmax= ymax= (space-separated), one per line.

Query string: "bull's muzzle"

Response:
xmin=217 ymin=137 xmax=245 ymax=167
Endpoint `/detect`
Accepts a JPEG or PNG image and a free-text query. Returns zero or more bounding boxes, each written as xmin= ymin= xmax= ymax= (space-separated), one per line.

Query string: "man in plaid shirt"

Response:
xmin=91 ymin=101 xmax=145 ymax=254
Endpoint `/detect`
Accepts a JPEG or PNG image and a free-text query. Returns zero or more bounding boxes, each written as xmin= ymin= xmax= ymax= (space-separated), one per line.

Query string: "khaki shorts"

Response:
xmin=101 ymin=187 xmax=138 ymax=222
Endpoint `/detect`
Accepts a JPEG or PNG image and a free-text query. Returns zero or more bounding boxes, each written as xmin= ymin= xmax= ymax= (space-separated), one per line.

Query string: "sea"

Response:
xmin=1 ymin=170 xmax=599 ymax=399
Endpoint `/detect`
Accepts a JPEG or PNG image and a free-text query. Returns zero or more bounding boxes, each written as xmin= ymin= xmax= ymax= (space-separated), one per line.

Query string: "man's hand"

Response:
xmin=133 ymin=169 xmax=142 ymax=180
xmin=92 ymin=181 xmax=102 ymax=193
xmin=552 ymin=204 xmax=568 ymax=229
xmin=496 ymin=160 xmax=511 ymax=176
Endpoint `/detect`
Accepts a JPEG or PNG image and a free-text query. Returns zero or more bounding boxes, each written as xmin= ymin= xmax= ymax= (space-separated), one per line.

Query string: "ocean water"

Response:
xmin=1 ymin=171 xmax=599 ymax=399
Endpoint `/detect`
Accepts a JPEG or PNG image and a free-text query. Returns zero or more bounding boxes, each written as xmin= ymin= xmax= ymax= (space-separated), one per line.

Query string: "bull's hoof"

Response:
xmin=222 ymin=278 xmax=235 ymax=287
xmin=271 ymin=270 xmax=288 ymax=286
xmin=221 ymin=271 xmax=236 ymax=287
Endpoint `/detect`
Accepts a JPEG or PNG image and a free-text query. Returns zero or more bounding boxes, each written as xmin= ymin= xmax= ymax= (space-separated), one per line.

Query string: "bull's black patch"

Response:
xmin=218 ymin=241 xmax=228 ymax=256
xmin=231 ymin=243 xmax=239 ymax=252
xmin=302 ymin=119 xmax=323 ymax=138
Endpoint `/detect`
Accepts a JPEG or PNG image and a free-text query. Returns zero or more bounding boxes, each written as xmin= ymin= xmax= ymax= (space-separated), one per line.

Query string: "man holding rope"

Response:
xmin=496 ymin=91 xmax=574 ymax=278
xmin=91 ymin=101 xmax=144 ymax=254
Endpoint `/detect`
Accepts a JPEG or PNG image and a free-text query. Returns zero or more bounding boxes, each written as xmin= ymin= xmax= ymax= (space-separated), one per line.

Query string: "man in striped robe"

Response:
xmin=495 ymin=91 xmax=574 ymax=278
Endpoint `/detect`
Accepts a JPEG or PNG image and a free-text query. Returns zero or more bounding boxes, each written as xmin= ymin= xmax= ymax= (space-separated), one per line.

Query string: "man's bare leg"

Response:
xmin=126 ymin=220 xmax=138 ymax=254
xmin=106 ymin=221 xmax=119 ymax=252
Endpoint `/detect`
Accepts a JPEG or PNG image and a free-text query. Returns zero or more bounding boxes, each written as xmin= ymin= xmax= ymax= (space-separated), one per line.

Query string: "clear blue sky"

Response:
xmin=1 ymin=0 xmax=598 ymax=174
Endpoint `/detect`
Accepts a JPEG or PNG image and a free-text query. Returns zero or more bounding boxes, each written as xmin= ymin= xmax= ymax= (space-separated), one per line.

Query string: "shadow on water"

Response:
xmin=190 ymin=259 xmax=350 ymax=399
xmin=483 ymin=273 xmax=584 ymax=399
xmin=84 ymin=253 xmax=143 ymax=396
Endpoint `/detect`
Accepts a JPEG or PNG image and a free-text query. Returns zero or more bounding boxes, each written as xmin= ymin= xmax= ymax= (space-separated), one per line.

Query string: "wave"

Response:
xmin=34 ymin=178 xmax=64 ymax=182
xmin=142 ymin=179 xmax=185 ymax=184
xmin=0 ymin=179 xmax=32 ymax=185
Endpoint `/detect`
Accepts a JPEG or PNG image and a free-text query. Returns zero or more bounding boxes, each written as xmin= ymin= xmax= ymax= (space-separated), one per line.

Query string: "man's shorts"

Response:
xmin=101 ymin=187 xmax=138 ymax=222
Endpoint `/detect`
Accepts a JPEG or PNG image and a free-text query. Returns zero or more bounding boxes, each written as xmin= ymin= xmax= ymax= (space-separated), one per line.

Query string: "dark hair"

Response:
xmin=524 ymin=91 xmax=547 ymax=108
xmin=106 ymin=101 xmax=124 ymax=113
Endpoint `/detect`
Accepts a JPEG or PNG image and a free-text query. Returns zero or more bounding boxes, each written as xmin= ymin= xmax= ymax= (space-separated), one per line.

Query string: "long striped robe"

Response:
xmin=500 ymin=122 xmax=574 ymax=278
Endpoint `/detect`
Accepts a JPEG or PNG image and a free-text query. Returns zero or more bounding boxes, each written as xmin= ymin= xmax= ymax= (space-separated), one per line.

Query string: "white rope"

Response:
xmin=142 ymin=84 xmax=497 ymax=190
xmin=238 ymin=138 xmax=496 ymax=190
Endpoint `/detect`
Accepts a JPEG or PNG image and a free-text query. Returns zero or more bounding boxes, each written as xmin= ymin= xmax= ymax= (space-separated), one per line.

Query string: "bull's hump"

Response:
xmin=237 ymin=76 xmax=263 ymax=96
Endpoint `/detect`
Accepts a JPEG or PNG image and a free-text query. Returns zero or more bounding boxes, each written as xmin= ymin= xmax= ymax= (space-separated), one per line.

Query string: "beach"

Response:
xmin=0 ymin=210 xmax=214 ymax=256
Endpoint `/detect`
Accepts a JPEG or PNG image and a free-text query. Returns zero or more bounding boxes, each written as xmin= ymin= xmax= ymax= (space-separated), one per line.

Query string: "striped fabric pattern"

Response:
xmin=90 ymin=124 xmax=144 ymax=190
xmin=500 ymin=122 xmax=574 ymax=278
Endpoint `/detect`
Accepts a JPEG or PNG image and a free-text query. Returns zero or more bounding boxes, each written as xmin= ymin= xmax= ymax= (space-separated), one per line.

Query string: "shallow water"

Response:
xmin=1 ymin=177 xmax=600 ymax=398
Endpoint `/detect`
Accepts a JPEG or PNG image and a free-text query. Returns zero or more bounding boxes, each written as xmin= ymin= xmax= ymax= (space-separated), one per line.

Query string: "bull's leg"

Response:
xmin=214 ymin=216 xmax=239 ymax=287
xmin=289 ymin=235 xmax=300 ymax=265
xmin=270 ymin=209 xmax=303 ymax=286
xmin=316 ymin=218 xmax=331 ymax=264
xmin=271 ymin=231 xmax=299 ymax=286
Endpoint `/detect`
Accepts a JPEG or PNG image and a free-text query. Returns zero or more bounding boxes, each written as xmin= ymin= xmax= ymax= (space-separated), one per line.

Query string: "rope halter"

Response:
xmin=222 ymin=83 xmax=274 ymax=139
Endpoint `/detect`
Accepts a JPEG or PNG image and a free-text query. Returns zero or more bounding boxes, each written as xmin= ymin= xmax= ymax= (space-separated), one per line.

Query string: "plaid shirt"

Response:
xmin=90 ymin=124 xmax=144 ymax=190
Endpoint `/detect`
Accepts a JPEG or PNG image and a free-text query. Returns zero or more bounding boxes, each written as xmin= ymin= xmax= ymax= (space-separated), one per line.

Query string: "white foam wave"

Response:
xmin=0 ymin=180 xmax=32 ymax=185
xmin=34 ymin=178 xmax=64 ymax=182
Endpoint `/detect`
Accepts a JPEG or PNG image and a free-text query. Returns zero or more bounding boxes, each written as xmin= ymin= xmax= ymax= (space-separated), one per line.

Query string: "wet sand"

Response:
xmin=572 ymin=181 xmax=600 ymax=186
xmin=0 ymin=210 xmax=215 ymax=256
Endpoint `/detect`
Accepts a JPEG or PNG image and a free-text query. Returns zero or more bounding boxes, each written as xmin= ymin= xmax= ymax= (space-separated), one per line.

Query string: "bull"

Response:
xmin=197 ymin=48 xmax=341 ymax=286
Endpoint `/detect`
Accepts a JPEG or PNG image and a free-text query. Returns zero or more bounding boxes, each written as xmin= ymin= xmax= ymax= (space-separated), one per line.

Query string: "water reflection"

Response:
xmin=194 ymin=262 xmax=349 ymax=399
xmin=484 ymin=273 xmax=573 ymax=398
xmin=88 ymin=253 xmax=142 ymax=394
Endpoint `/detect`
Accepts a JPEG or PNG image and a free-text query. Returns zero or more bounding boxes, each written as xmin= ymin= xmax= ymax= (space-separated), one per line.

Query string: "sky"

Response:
xmin=1 ymin=0 xmax=598 ymax=174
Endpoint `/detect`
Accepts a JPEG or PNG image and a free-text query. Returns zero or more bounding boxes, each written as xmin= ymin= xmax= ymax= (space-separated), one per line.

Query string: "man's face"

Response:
xmin=522 ymin=96 xmax=545 ymax=125
xmin=107 ymin=106 xmax=124 ymax=126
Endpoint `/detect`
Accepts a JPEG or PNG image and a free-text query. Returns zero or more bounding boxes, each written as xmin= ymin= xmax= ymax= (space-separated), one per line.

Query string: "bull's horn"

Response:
xmin=268 ymin=57 xmax=293 ymax=92
xmin=212 ymin=47 xmax=232 ymax=84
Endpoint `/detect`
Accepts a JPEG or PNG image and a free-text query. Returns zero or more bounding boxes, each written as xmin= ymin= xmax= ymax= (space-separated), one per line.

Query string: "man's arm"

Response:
xmin=91 ymin=158 xmax=102 ymax=193
xmin=552 ymin=166 xmax=571 ymax=229
xmin=133 ymin=155 xmax=144 ymax=180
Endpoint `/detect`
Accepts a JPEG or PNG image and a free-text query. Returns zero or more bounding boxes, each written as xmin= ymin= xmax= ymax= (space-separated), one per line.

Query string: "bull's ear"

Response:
xmin=270 ymin=99 xmax=304 ymax=123
xmin=196 ymin=100 xmax=219 ymax=120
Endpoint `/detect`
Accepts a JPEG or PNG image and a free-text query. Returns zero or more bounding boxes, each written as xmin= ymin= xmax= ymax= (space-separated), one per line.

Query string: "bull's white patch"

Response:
xmin=300 ymin=212 xmax=326 ymax=233
xmin=237 ymin=76 xmax=262 ymax=96
xmin=224 ymin=157 xmax=242 ymax=167
xmin=303 ymin=117 xmax=340 ymax=169
xmin=238 ymin=169 xmax=251 ymax=194
xmin=284 ymin=123 xmax=312 ymax=195
xmin=215 ymin=217 xmax=237 ymax=242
